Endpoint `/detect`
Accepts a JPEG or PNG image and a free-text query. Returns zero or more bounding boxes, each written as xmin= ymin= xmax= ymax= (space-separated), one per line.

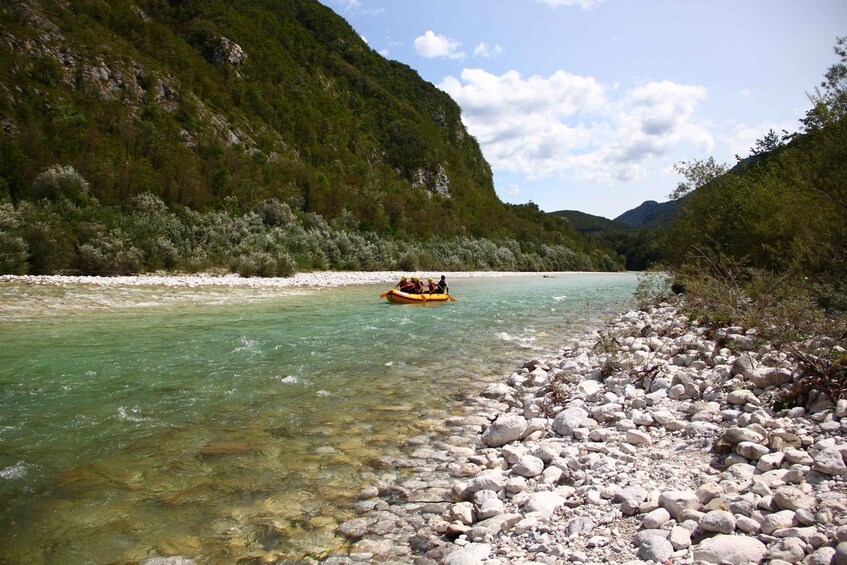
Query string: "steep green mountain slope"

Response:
xmin=0 ymin=0 xmax=623 ymax=274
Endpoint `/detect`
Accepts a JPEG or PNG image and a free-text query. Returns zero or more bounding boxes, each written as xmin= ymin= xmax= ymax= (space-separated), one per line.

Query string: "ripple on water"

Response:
xmin=1 ymin=461 xmax=31 ymax=480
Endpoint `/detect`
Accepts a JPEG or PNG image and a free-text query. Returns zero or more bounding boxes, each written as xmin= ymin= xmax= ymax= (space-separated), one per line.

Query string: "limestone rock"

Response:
xmin=693 ymin=534 xmax=766 ymax=565
xmin=552 ymin=407 xmax=588 ymax=437
xmin=481 ymin=414 xmax=528 ymax=447
xmin=658 ymin=490 xmax=700 ymax=519
xmin=443 ymin=543 xmax=491 ymax=565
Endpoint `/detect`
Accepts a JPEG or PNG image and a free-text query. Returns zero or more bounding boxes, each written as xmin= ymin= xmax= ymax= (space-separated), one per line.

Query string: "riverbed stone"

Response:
xmin=774 ymin=485 xmax=817 ymax=512
xmin=693 ymin=534 xmax=767 ymax=565
xmin=764 ymin=537 xmax=806 ymax=563
xmin=669 ymin=525 xmax=692 ymax=550
xmin=552 ymin=407 xmax=589 ymax=437
xmin=481 ymin=414 xmax=528 ymax=447
xmin=659 ymin=490 xmax=699 ymax=518
xmin=638 ymin=536 xmax=673 ymax=562
xmin=698 ymin=510 xmax=736 ymax=534
xmin=443 ymin=543 xmax=491 ymax=565
xmin=512 ymin=454 xmax=545 ymax=478
xmin=625 ymin=429 xmax=653 ymax=446
xmin=813 ymin=448 xmax=847 ymax=476
xmin=523 ymin=491 xmax=566 ymax=517
xmin=761 ymin=510 xmax=798 ymax=534
xmin=331 ymin=302 xmax=847 ymax=565
xmin=641 ymin=507 xmax=670 ymax=529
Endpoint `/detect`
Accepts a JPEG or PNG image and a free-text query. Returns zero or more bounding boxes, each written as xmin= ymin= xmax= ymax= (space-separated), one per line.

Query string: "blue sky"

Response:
xmin=319 ymin=0 xmax=847 ymax=219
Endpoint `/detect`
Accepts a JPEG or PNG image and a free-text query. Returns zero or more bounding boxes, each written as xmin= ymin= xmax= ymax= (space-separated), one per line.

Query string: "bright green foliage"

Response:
xmin=663 ymin=38 xmax=847 ymax=310
xmin=0 ymin=0 xmax=622 ymax=273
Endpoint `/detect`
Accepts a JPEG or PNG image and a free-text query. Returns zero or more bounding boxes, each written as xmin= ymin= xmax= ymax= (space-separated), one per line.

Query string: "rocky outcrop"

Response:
xmin=332 ymin=304 xmax=847 ymax=564
xmin=413 ymin=165 xmax=451 ymax=198
xmin=212 ymin=37 xmax=247 ymax=69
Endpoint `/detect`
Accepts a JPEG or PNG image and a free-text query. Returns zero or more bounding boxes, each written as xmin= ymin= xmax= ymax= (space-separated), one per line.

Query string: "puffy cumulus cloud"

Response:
xmin=473 ymin=42 xmax=504 ymax=58
xmin=438 ymin=69 xmax=713 ymax=185
xmin=603 ymin=81 xmax=712 ymax=172
xmin=534 ymin=0 xmax=603 ymax=9
xmin=414 ymin=31 xmax=465 ymax=59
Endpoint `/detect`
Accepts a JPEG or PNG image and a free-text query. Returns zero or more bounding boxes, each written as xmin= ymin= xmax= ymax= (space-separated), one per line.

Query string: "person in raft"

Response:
xmin=395 ymin=276 xmax=414 ymax=293
xmin=426 ymin=277 xmax=437 ymax=294
xmin=433 ymin=275 xmax=449 ymax=295
xmin=411 ymin=276 xmax=424 ymax=294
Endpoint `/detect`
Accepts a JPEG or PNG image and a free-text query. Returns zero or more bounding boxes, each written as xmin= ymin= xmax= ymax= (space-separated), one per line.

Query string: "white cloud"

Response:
xmin=414 ymin=30 xmax=466 ymax=59
xmin=534 ymin=0 xmax=603 ymax=9
xmin=473 ymin=42 xmax=504 ymax=58
xmin=439 ymin=69 xmax=713 ymax=186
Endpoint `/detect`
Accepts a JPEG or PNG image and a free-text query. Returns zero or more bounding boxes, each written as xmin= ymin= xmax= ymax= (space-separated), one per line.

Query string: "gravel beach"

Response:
xmin=322 ymin=302 xmax=847 ymax=565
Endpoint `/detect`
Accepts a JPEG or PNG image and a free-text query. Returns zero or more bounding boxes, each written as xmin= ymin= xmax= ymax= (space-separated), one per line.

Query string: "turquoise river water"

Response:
xmin=0 ymin=273 xmax=638 ymax=564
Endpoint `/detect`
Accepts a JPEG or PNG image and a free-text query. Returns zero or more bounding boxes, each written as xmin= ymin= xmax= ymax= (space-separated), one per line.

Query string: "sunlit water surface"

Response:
xmin=0 ymin=273 xmax=637 ymax=563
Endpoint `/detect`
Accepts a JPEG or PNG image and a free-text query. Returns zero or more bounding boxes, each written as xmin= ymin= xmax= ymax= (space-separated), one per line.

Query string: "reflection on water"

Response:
xmin=0 ymin=274 xmax=637 ymax=562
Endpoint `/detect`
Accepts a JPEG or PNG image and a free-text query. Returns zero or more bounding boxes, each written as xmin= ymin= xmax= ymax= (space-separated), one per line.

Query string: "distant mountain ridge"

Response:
xmin=550 ymin=199 xmax=679 ymax=271
xmin=552 ymin=197 xmax=681 ymax=231
xmin=613 ymin=199 xmax=681 ymax=229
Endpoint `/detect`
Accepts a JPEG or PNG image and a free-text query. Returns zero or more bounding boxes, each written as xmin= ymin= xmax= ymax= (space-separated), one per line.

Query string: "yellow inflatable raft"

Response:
xmin=383 ymin=289 xmax=452 ymax=304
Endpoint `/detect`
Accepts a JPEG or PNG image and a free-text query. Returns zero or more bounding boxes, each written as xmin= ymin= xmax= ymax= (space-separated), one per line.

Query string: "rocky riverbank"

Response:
xmin=325 ymin=302 xmax=847 ymax=564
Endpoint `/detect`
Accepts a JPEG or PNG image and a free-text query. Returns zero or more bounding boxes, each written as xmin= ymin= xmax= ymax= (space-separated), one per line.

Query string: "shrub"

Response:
xmin=230 ymin=249 xmax=295 ymax=277
xmin=75 ymin=229 xmax=143 ymax=275
xmin=0 ymin=232 xmax=29 ymax=274
xmin=30 ymin=165 xmax=90 ymax=203
xmin=256 ymin=198 xmax=296 ymax=227
xmin=634 ymin=270 xmax=674 ymax=309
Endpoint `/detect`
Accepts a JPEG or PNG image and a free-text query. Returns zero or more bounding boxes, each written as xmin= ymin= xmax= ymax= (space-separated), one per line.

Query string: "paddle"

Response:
xmin=449 ymin=296 xmax=456 ymax=302
xmin=379 ymin=292 xmax=389 ymax=299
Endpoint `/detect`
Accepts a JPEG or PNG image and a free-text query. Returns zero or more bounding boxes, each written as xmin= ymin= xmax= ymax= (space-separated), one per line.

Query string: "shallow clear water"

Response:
xmin=0 ymin=273 xmax=637 ymax=563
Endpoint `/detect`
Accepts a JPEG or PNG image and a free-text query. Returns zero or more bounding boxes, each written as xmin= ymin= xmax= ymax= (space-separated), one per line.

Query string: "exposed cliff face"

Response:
xmin=413 ymin=164 xmax=451 ymax=198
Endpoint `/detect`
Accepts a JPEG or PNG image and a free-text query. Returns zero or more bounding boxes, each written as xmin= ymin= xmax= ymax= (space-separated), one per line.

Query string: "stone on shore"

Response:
xmin=552 ymin=407 xmax=588 ymax=437
xmin=339 ymin=303 xmax=847 ymax=565
xmin=481 ymin=414 xmax=527 ymax=447
xmin=693 ymin=534 xmax=767 ymax=565
xmin=443 ymin=543 xmax=491 ymax=565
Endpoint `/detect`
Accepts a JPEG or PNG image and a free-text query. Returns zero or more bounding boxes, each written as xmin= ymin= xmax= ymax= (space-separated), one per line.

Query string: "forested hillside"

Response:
xmin=661 ymin=36 xmax=846 ymax=315
xmin=0 ymin=0 xmax=622 ymax=275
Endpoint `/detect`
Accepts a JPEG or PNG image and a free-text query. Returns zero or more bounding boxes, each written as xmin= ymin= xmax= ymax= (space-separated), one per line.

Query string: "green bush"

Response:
xmin=0 ymin=232 xmax=29 ymax=274
xmin=30 ymin=165 xmax=90 ymax=203
xmin=75 ymin=229 xmax=143 ymax=275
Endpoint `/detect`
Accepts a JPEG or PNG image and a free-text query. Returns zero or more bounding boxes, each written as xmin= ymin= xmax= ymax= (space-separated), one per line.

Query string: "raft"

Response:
xmin=383 ymin=289 xmax=451 ymax=304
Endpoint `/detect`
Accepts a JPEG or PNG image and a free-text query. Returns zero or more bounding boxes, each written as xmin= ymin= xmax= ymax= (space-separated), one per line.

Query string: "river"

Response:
xmin=0 ymin=272 xmax=638 ymax=563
